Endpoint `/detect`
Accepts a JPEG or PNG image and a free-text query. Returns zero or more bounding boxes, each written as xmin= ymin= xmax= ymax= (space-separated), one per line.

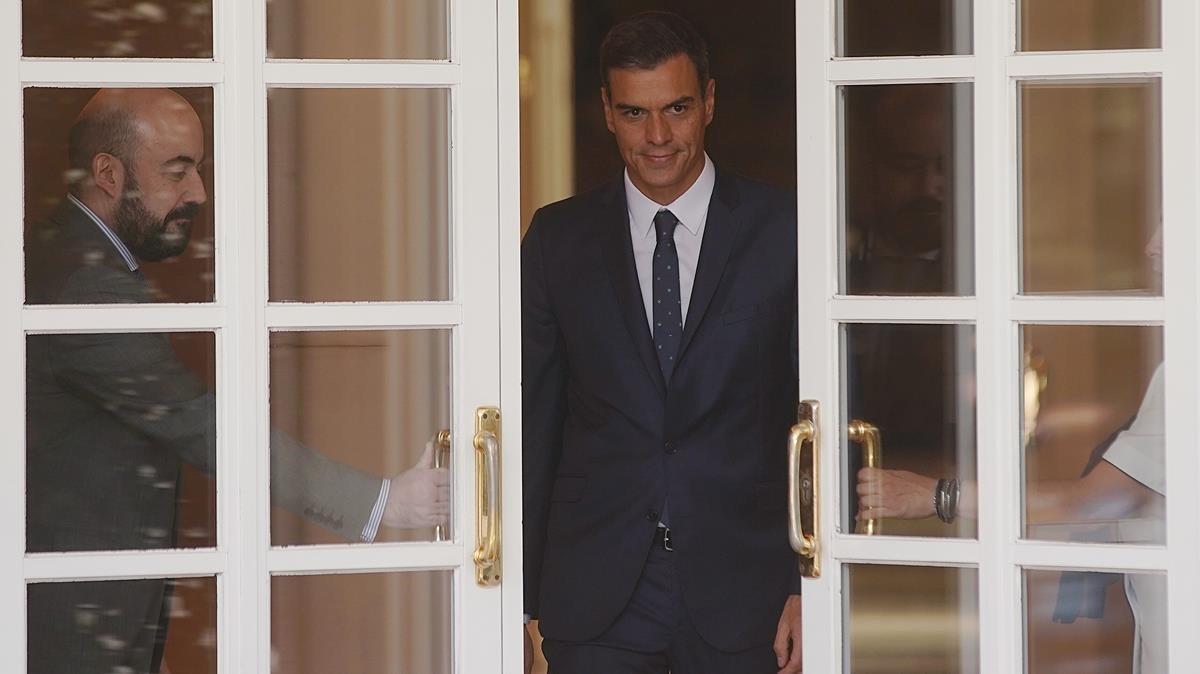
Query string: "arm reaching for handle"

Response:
xmin=384 ymin=439 xmax=452 ymax=529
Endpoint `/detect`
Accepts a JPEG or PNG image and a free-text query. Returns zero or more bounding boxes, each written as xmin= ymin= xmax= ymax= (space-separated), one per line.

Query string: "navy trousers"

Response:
xmin=542 ymin=542 xmax=779 ymax=674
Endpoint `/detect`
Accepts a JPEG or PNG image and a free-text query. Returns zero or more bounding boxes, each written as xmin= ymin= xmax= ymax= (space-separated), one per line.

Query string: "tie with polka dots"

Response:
xmin=653 ymin=209 xmax=683 ymax=383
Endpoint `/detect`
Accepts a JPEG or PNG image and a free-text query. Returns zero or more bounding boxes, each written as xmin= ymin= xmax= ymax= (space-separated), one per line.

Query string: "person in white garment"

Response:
xmin=857 ymin=227 xmax=1167 ymax=674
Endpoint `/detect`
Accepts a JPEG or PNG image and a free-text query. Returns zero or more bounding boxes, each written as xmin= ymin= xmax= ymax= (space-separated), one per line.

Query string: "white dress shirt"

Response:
xmin=625 ymin=154 xmax=716 ymax=330
xmin=67 ymin=194 xmax=140 ymax=272
xmin=1103 ymin=363 xmax=1167 ymax=674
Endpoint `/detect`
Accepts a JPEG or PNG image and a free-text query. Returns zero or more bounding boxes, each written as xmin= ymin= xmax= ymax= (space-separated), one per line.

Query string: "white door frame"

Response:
xmin=796 ymin=1 xmax=1200 ymax=672
xmin=0 ymin=0 xmax=524 ymax=671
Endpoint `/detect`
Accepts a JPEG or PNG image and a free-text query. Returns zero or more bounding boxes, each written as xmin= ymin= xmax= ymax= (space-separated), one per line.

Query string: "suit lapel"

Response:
xmin=678 ymin=171 xmax=742 ymax=360
xmin=598 ymin=183 xmax=668 ymax=397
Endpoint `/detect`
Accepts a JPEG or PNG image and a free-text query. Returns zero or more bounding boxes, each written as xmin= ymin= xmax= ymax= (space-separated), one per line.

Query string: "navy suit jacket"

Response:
xmin=522 ymin=169 xmax=800 ymax=651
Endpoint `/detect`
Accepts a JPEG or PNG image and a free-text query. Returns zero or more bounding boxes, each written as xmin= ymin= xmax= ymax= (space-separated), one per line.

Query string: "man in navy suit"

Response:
xmin=522 ymin=12 xmax=802 ymax=673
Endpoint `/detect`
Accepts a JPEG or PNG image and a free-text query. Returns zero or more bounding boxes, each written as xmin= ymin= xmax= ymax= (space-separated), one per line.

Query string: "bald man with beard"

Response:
xmin=24 ymin=89 xmax=449 ymax=673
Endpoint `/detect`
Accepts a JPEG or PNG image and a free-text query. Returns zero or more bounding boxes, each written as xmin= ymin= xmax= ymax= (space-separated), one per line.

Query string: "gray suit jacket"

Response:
xmin=25 ymin=199 xmax=381 ymax=672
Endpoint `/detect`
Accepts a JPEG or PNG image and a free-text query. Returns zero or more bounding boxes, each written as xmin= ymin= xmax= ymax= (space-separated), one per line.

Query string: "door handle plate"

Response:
xmin=434 ymin=429 xmax=452 ymax=542
xmin=474 ymin=407 xmax=501 ymax=586
xmin=788 ymin=400 xmax=821 ymax=579
xmin=848 ymin=420 xmax=881 ymax=535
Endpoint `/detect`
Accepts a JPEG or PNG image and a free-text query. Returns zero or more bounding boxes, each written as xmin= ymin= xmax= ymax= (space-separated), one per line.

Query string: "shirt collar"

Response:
xmin=67 ymin=194 xmax=140 ymax=272
xmin=625 ymin=153 xmax=716 ymax=239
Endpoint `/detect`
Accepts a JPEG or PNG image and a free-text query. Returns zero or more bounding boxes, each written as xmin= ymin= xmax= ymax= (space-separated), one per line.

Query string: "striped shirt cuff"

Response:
xmin=360 ymin=478 xmax=390 ymax=542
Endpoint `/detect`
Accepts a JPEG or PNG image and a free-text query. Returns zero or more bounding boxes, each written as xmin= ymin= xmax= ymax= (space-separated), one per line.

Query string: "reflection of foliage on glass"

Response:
xmin=24 ymin=0 xmax=213 ymax=58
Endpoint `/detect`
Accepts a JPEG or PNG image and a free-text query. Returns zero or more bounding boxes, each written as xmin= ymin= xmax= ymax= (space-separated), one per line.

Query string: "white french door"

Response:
xmin=1 ymin=0 xmax=522 ymax=672
xmin=796 ymin=1 xmax=1200 ymax=672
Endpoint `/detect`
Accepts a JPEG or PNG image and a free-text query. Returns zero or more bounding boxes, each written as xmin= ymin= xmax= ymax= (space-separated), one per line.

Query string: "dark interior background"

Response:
xmin=571 ymin=1 xmax=796 ymax=193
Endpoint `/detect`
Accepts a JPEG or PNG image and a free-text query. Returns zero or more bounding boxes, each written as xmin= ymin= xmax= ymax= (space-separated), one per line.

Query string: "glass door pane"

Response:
xmin=23 ymin=0 xmax=214 ymax=57
xmin=1019 ymin=80 xmax=1161 ymax=295
xmin=267 ymin=0 xmax=448 ymax=60
xmin=840 ymin=83 xmax=975 ymax=296
xmin=28 ymin=577 xmax=218 ymax=674
xmin=267 ymin=88 xmax=450 ymax=303
xmin=844 ymin=565 xmax=979 ymax=673
xmin=839 ymin=0 xmax=973 ymax=57
xmin=1021 ymin=325 xmax=1164 ymax=544
xmin=268 ymin=329 xmax=452 ymax=546
xmin=1018 ymin=0 xmax=1161 ymax=52
xmin=272 ymin=571 xmax=452 ymax=673
xmin=842 ymin=323 xmax=977 ymax=538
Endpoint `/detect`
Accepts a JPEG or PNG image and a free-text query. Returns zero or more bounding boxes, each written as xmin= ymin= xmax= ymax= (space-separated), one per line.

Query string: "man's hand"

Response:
xmin=774 ymin=594 xmax=802 ymax=673
xmin=856 ymin=466 xmax=937 ymax=521
xmin=383 ymin=440 xmax=451 ymax=529
xmin=524 ymin=624 xmax=535 ymax=674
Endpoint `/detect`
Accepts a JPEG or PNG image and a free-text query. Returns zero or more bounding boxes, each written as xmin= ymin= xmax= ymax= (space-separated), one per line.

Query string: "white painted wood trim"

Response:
xmin=20 ymin=60 xmax=224 ymax=85
xmin=22 ymin=305 xmax=227 ymax=331
xmin=796 ymin=1 xmax=840 ymax=672
xmin=975 ymin=1 xmax=1022 ymax=670
xmin=1007 ymin=51 xmax=1164 ymax=79
xmin=496 ymin=0 xmax=525 ymax=669
xmin=1161 ymin=0 xmax=1200 ymax=667
xmin=267 ymin=543 xmax=463 ymax=574
xmin=265 ymin=302 xmax=462 ymax=329
xmin=25 ymin=550 xmax=226 ymax=582
xmin=828 ymin=56 xmax=976 ymax=84
xmin=830 ymin=297 xmax=977 ymax=323
xmin=1 ymin=0 xmax=25 ymax=665
xmin=263 ymin=61 xmax=460 ymax=87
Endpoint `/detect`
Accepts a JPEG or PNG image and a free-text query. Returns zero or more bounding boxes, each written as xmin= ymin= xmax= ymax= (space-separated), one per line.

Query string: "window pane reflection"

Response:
xmin=267 ymin=0 xmax=447 ymax=60
xmin=843 ymin=324 xmax=977 ymax=538
xmin=1025 ymin=569 xmax=1165 ymax=674
xmin=268 ymin=88 xmax=450 ymax=302
xmin=841 ymin=83 xmax=975 ymax=296
xmin=840 ymin=0 xmax=972 ymax=57
xmin=26 ymin=332 xmax=217 ymax=552
xmin=1019 ymin=0 xmax=1160 ymax=52
xmin=272 ymin=572 xmax=451 ymax=674
xmin=28 ymin=577 xmax=217 ymax=674
xmin=24 ymin=87 xmax=216 ymax=305
xmin=1022 ymin=325 xmax=1163 ymax=545
xmin=269 ymin=330 xmax=452 ymax=546
xmin=1020 ymin=80 xmax=1161 ymax=295
xmin=23 ymin=0 xmax=213 ymax=58
xmin=845 ymin=564 xmax=979 ymax=673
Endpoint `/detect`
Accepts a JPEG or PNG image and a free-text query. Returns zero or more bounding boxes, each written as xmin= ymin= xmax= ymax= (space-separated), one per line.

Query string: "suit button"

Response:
xmin=646 ymin=510 xmax=659 ymax=521
xmin=664 ymin=442 xmax=676 ymax=455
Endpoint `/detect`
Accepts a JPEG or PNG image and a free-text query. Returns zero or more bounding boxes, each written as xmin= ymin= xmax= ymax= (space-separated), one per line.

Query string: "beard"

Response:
xmin=113 ymin=174 xmax=198 ymax=262
xmin=887 ymin=195 xmax=945 ymax=254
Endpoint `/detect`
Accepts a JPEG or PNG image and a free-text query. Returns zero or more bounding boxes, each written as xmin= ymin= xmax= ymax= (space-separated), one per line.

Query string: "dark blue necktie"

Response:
xmin=653 ymin=209 xmax=682 ymax=530
xmin=653 ymin=209 xmax=683 ymax=383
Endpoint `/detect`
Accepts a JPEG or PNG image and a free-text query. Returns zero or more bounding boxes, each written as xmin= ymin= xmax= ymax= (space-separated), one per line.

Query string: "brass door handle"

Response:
xmin=474 ymin=407 xmax=501 ymax=586
xmin=434 ymin=429 xmax=452 ymax=542
xmin=788 ymin=400 xmax=821 ymax=579
xmin=848 ymin=420 xmax=882 ymax=535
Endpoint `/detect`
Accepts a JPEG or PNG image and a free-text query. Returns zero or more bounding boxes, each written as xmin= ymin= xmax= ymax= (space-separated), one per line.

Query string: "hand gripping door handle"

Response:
xmin=848 ymin=420 xmax=882 ymax=535
xmin=474 ymin=407 xmax=502 ymax=586
xmin=788 ymin=400 xmax=821 ymax=579
xmin=433 ymin=429 xmax=452 ymax=542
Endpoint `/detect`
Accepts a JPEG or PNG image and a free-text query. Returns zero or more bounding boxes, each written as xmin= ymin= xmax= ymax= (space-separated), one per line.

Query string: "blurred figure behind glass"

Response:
xmin=24 ymin=88 xmax=449 ymax=674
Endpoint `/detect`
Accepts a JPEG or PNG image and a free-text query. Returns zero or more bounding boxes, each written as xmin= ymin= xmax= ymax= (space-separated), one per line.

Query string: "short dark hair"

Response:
xmin=600 ymin=11 xmax=710 ymax=95
xmin=66 ymin=106 xmax=139 ymax=191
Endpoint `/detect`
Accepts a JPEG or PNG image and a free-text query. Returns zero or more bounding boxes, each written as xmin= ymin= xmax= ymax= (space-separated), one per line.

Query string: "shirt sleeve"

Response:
xmin=1103 ymin=364 xmax=1166 ymax=495
xmin=360 ymin=478 xmax=391 ymax=542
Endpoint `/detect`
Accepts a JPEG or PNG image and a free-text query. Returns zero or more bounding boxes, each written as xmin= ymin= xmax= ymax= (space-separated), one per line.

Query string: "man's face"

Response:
xmin=115 ymin=101 xmax=207 ymax=262
xmin=871 ymin=87 xmax=947 ymax=254
xmin=602 ymin=53 xmax=715 ymax=205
